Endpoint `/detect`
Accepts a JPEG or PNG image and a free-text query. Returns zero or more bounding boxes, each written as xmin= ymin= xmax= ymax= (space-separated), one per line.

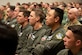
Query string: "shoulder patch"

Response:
xmin=56 ymin=33 xmax=63 ymax=39
xmin=41 ymin=35 xmax=47 ymax=41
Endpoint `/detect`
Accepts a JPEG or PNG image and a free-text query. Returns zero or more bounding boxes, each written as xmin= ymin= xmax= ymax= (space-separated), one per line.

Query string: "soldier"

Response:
xmin=14 ymin=6 xmax=26 ymax=30
xmin=57 ymin=25 xmax=82 ymax=55
xmin=64 ymin=8 xmax=81 ymax=31
xmin=23 ymin=8 xmax=46 ymax=55
xmin=5 ymin=6 xmax=17 ymax=28
xmin=16 ymin=9 xmax=33 ymax=55
xmin=32 ymin=7 xmax=65 ymax=55
xmin=0 ymin=22 xmax=18 ymax=55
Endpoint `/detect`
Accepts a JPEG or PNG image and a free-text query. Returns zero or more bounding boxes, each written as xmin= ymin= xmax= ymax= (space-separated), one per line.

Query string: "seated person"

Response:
xmin=57 ymin=25 xmax=82 ymax=55
xmin=0 ymin=22 xmax=18 ymax=55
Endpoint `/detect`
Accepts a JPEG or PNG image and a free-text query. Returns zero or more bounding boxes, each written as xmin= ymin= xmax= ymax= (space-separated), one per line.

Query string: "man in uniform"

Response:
xmin=57 ymin=25 xmax=82 ymax=55
xmin=16 ymin=9 xmax=33 ymax=55
xmin=5 ymin=6 xmax=17 ymax=28
xmin=32 ymin=7 xmax=65 ymax=55
xmin=64 ymin=8 xmax=81 ymax=31
xmin=23 ymin=8 xmax=47 ymax=55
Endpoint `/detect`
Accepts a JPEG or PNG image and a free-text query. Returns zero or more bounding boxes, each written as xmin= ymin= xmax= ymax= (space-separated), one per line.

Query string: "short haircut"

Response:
xmin=19 ymin=9 xmax=30 ymax=17
xmin=0 ymin=22 xmax=18 ymax=55
xmin=68 ymin=25 xmax=82 ymax=41
xmin=51 ymin=7 xmax=64 ymax=24
xmin=32 ymin=8 xmax=46 ymax=23
xmin=9 ymin=6 xmax=15 ymax=11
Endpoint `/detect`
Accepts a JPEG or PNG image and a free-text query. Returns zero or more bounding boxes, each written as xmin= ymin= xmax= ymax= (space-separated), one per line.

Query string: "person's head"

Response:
xmin=0 ymin=5 xmax=6 ymax=11
xmin=78 ymin=8 xmax=82 ymax=17
xmin=14 ymin=6 xmax=25 ymax=18
xmin=13 ymin=7 xmax=20 ymax=18
xmin=75 ymin=3 xmax=80 ymax=9
xmin=6 ymin=6 xmax=15 ymax=18
xmin=68 ymin=8 xmax=78 ymax=21
xmin=46 ymin=7 xmax=64 ymax=27
xmin=28 ymin=8 xmax=45 ymax=26
xmin=63 ymin=25 xmax=82 ymax=50
xmin=0 ymin=22 xmax=18 ymax=55
xmin=58 ymin=2 xmax=67 ymax=10
xmin=17 ymin=9 xmax=30 ymax=25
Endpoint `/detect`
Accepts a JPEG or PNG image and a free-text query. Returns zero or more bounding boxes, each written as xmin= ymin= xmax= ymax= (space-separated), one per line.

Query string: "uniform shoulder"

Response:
xmin=57 ymin=49 xmax=69 ymax=55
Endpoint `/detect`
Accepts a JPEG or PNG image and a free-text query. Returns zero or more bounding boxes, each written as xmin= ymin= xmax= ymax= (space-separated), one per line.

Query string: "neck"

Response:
xmin=71 ymin=46 xmax=81 ymax=55
xmin=22 ymin=21 xmax=28 ymax=28
xmin=70 ymin=17 xmax=77 ymax=22
xmin=51 ymin=23 xmax=61 ymax=32
xmin=33 ymin=22 xmax=42 ymax=30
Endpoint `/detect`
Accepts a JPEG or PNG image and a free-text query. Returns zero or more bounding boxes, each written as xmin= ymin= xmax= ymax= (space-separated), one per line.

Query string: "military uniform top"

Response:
xmin=57 ymin=49 xmax=82 ymax=55
xmin=19 ymin=26 xmax=47 ymax=55
xmin=64 ymin=19 xmax=81 ymax=31
xmin=31 ymin=26 xmax=65 ymax=55
xmin=27 ymin=26 xmax=46 ymax=49
xmin=4 ymin=17 xmax=17 ymax=28
xmin=16 ymin=24 xmax=33 ymax=54
xmin=40 ymin=26 xmax=65 ymax=45
xmin=8 ymin=18 xmax=17 ymax=28
xmin=15 ymin=23 xmax=21 ymax=32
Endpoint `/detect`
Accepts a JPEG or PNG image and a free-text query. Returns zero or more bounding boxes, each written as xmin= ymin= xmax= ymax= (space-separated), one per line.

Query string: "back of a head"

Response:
xmin=68 ymin=25 xmax=82 ymax=41
xmin=0 ymin=22 xmax=18 ymax=55
xmin=51 ymin=7 xmax=64 ymax=24
xmin=19 ymin=9 xmax=30 ymax=17
xmin=9 ymin=6 xmax=15 ymax=11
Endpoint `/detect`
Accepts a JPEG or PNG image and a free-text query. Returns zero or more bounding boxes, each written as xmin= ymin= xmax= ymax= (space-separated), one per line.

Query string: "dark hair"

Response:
xmin=0 ymin=22 xmax=18 ymax=55
xmin=19 ymin=9 xmax=30 ymax=17
xmin=9 ymin=6 xmax=15 ymax=11
xmin=68 ymin=25 xmax=82 ymax=41
xmin=32 ymin=8 xmax=45 ymax=23
xmin=51 ymin=7 xmax=64 ymax=24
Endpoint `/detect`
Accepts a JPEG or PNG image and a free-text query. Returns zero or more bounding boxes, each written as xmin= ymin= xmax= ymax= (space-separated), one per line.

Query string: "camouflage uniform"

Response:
xmin=64 ymin=19 xmax=81 ymax=31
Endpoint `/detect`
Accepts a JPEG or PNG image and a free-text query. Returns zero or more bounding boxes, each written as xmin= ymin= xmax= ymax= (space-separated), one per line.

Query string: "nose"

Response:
xmin=28 ymin=17 xmax=30 ymax=19
xmin=63 ymin=37 xmax=66 ymax=42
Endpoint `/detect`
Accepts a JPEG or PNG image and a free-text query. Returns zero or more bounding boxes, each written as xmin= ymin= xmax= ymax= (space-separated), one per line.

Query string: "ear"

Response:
xmin=36 ymin=16 xmax=40 ymax=22
xmin=54 ymin=16 xmax=59 ymax=22
xmin=76 ymin=40 xmax=81 ymax=46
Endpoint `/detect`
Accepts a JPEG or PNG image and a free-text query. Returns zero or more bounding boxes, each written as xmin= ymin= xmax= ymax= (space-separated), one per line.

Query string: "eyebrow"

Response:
xmin=65 ymin=34 xmax=70 ymax=38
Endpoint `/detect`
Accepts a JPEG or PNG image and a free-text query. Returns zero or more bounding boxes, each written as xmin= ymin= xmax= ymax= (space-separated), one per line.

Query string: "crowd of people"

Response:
xmin=0 ymin=1 xmax=82 ymax=55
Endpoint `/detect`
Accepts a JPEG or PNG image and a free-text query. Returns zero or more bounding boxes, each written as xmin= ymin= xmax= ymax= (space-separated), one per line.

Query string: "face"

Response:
xmin=78 ymin=8 xmax=82 ymax=16
xmin=63 ymin=30 xmax=77 ymax=49
xmin=46 ymin=10 xmax=55 ymax=26
xmin=6 ymin=8 xmax=13 ymax=17
xmin=17 ymin=12 xmax=26 ymax=24
xmin=28 ymin=11 xmax=37 ymax=26
xmin=68 ymin=9 xmax=75 ymax=20
xmin=14 ymin=7 xmax=20 ymax=17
